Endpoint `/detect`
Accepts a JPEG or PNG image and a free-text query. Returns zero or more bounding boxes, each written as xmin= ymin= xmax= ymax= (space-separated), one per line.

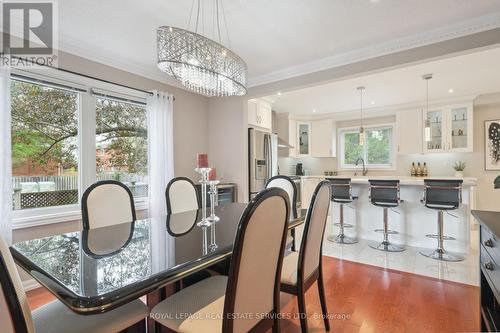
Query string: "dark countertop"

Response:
xmin=472 ymin=210 xmax=500 ymax=237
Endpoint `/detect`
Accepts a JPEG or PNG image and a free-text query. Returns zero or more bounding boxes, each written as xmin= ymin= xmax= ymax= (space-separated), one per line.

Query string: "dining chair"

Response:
xmin=81 ymin=180 xmax=136 ymax=229
xmin=0 ymin=235 xmax=148 ymax=333
xmin=280 ymin=180 xmax=332 ymax=333
xmin=265 ymin=175 xmax=298 ymax=250
xmin=150 ymin=187 xmax=290 ymax=333
xmin=165 ymin=177 xmax=201 ymax=214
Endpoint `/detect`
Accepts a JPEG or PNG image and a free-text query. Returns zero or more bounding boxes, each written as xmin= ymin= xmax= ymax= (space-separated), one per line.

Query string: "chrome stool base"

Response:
xmin=419 ymin=248 xmax=464 ymax=262
xmin=328 ymin=234 xmax=358 ymax=244
xmin=369 ymin=241 xmax=405 ymax=252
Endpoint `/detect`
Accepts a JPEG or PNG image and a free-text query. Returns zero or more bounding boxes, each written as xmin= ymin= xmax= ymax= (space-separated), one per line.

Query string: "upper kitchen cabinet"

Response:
xmin=297 ymin=121 xmax=311 ymax=156
xmin=396 ymin=109 xmax=423 ymax=154
xmin=248 ymin=99 xmax=272 ymax=131
xmin=311 ymin=119 xmax=336 ymax=157
xmin=423 ymin=102 xmax=473 ymax=153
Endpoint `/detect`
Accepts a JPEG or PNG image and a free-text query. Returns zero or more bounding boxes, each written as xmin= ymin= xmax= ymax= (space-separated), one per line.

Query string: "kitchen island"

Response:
xmin=300 ymin=175 xmax=477 ymax=253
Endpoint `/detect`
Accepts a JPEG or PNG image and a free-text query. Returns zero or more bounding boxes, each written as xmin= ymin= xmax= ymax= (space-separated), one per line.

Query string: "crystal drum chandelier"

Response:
xmin=157 ymin=0 xmax=247 ymax=97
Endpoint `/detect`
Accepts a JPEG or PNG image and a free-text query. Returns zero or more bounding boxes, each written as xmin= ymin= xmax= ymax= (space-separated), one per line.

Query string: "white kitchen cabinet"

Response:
xmin=423 ymin=103 xmax=473 ymax=153
xmin=297 ymin=121 xmax=311 ymax=156
xmin=301 ymin=177 xmax=322 ymax=209
xmin=396 ymin=109 xmax=422 ymax=154
xmin=247 ymin=99 xmax=272 ymax=131
xmin=311 ymin=119 xmax=336 ymax=157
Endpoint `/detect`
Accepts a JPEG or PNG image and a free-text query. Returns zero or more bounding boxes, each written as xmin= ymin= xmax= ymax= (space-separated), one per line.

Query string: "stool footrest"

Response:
xmin=334 ymin=223 xmax=353 ymax=228
xmin=374 ymin=229 xmax=398 ymax=235
xmin=425 ymin=234 xmax=455 ymax=241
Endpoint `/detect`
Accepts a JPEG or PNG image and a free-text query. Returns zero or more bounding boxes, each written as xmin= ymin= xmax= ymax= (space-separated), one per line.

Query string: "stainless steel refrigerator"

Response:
xmin=248 ymin=128 xmax=278 ymax=200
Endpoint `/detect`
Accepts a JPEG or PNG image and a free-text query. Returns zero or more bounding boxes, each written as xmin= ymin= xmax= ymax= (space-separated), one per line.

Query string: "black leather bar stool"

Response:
xmin=420 ymin=179 xmax=464 ymax=262
xmin=327 ymin=178 xmax=358 ymax=244
xmin=368 ymin=179 xmax=405 ymax=252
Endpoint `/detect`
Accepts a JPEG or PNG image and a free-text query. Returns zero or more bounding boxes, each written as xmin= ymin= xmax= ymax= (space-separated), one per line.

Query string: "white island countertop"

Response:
xmin=298 ymin=175 xmax=477 ymax=186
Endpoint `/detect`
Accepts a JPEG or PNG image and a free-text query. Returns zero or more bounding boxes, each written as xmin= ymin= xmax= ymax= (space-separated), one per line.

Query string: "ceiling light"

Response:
xmin=157 ymin=0 xmax=247 ymax=97
xmin=312 ymin=109 xmax=317 ymax=113
xmin=277 ymin=91 xmax=282 ymax=96
xmin=371 ymin=101 xmax=375 ymax=105
xmin=449 ymin=88 xmax=454 ymax=93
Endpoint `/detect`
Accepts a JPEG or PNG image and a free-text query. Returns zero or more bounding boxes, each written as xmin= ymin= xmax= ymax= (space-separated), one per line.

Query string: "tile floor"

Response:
xmin=321 ymin=236 xmax=480 ymax=286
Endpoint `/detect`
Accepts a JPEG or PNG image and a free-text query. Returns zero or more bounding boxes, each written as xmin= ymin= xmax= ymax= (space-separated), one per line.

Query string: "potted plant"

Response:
xmin=453 ymin=161 xmax=466 ymax=178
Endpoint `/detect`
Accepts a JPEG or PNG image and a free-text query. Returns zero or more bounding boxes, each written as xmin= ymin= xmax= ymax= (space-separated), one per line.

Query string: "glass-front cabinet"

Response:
xmin=297 ymin=122 xmax=311 ymax=156
xmin=423 ymin=102 xmax=473 ymax=153
xmin=424 ymin=109 xmax=445 ymax=153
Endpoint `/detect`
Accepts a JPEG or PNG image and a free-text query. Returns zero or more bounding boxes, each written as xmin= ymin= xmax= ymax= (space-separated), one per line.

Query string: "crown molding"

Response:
xmin=55 ymin=12 xmax=500 ymax=91
xmin=247 ymin=12 xmax=500 ymax=87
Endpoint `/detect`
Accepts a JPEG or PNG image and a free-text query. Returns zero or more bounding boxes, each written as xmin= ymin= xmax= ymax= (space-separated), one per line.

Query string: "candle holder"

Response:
xmin=207 ymin=180 xmax=220 ymax=223
xmin=209 ymin=222 xmax=218 ymax=252
xmin=195 ymin=167 xmax=212 ymax=227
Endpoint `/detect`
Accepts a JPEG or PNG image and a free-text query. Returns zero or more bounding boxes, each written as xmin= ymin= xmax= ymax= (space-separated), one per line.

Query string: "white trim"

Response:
xmin=248 ymin=12 xmax=500 ymax=87
xmin=338 ymin=123 xmax=396 ymax=170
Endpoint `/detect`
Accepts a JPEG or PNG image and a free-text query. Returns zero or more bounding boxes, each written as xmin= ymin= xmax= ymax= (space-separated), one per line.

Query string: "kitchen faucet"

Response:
xmin=355 ymin=157 xmax=368 ymax=176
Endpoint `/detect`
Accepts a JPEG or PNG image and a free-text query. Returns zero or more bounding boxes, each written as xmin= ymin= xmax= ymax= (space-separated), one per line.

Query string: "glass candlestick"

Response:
xmin=195 ymin=167 xmax=212 ymax=227
xmin=209 ymin=222 xmax=218 ymax=252
xmin=207 ymin=180 xmax=220 ymax=222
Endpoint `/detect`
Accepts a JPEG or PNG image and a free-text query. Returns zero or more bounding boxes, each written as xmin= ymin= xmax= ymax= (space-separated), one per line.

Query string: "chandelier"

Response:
xmin=156 ymin=0 xmax=247 ymax=97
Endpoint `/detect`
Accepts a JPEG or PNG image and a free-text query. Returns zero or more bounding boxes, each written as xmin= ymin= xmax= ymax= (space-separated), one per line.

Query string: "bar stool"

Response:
xmin=327 ymin=178 xmax=358 ymax=244
xmin=420 ymin=179 xmax=464 ymax=262
xmin=368 ymin=179 xmax=405 ymax=252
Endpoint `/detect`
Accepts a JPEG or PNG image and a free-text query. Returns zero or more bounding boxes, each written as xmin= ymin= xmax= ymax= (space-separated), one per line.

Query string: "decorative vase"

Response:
xmin=455 ymin=171 xmax=464 ymax=178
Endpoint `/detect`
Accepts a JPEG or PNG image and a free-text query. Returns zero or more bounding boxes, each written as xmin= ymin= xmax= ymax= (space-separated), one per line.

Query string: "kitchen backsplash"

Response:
xmin=279 ymin=152 xmax=482 ymax=177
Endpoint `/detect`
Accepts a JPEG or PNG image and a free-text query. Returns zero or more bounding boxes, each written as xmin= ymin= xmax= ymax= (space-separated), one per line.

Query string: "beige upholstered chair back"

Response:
xmin=166 ymin=177 xmax=200 ymax=214
xmin=299 ymin=181 xmax=331 ymax=281
xmin=82 ymin=181 xmax=136 ymax=229
xmin=223 ymin=188 xmax=289 ymax=333
xmin=0 ymin=236 xmax=34 ymax=333
xmin=265 ymin=175 xmax=297 ymax=218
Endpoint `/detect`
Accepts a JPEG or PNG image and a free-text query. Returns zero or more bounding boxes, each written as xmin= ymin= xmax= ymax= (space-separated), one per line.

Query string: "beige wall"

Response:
xmin=207 ymin=97 xmax=248 ymax=202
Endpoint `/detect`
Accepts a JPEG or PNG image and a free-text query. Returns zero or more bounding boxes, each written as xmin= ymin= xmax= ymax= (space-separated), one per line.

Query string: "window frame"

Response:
xmin=11 ymin=68 xmax=149 ymax=228
xmin=338 ymin=123 xmax=396 ymax=170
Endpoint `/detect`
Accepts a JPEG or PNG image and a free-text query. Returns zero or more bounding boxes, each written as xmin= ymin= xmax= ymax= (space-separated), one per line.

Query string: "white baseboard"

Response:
xmin=22 ymin=278 xmax=41 ymax=291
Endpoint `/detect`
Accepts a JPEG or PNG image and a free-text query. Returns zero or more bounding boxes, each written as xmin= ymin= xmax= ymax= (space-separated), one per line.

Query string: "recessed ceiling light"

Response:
xmin=312 ymin=109 xmax=317 ymax=113
xmin=371 ymin=101 xmax=375 ymax=105
xmin=448 ymin=88 xmax=454 ymax=93
xmin=277 ymin=91 xmax=282 ymax=96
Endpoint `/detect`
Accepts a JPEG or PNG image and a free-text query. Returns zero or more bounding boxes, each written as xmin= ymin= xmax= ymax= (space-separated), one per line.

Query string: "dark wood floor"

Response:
xmin=27 ymin=256 xmax=480 ymax=333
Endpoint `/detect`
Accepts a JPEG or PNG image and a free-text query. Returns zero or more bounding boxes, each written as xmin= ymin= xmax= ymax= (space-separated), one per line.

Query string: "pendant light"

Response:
xmin=423 ymin=74 xmax=433 ymax=142
xmin=357 ymin=86 xmax=366 ymax=146
xmin=157 ymin=0 xmax=247 ymax=97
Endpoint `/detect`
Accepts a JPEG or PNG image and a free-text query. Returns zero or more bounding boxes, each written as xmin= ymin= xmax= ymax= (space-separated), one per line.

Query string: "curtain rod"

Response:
xmin=10 ymin=56 xmax=175 ymax=101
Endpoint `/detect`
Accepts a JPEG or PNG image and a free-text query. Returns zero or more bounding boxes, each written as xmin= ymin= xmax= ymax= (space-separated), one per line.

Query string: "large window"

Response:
xmin=10 ymin=71 xmax=148 ymax=220
xmin=339 ymin=125 xmax=395 ymax=169
xmin=11 ymin=79 xmax=79 ymax=210
xmin=96 ymin=98 xmax=148 ymax=199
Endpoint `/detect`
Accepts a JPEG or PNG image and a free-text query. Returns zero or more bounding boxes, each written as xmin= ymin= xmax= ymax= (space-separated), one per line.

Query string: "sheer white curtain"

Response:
xmin=0 ymin=69 xmax=12 ymax=244
xmin=147 ymin=91 xmax=174 ymax=218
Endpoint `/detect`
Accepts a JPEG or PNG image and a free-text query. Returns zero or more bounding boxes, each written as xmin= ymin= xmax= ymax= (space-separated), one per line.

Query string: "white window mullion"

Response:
xmin=79 ymin=93 xmax=97 ymax=195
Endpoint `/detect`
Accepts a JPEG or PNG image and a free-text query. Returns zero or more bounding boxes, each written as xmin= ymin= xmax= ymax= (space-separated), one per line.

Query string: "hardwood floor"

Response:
xmin=26 ymin=256 xmax=480 ymax=333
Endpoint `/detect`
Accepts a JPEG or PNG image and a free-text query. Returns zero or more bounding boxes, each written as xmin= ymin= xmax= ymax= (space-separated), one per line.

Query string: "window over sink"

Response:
xmin=339 ymin=124 xmax=395 ymax=169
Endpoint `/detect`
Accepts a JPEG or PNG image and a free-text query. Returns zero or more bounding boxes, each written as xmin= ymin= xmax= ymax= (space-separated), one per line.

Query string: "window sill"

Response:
xmin=12 ymin=200 xmax=149 ymax=230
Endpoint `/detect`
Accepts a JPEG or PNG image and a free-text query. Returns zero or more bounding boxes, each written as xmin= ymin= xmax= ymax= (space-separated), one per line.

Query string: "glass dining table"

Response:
xmin=10 ymin=203 xmax=307 ymax=315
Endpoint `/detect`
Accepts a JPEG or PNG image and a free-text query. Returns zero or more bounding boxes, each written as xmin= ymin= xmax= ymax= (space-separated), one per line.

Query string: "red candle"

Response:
xmin=197 ymin=153 xmax=208 ymax=168
xmin=209 ymin=168 xmax=217 ymax=181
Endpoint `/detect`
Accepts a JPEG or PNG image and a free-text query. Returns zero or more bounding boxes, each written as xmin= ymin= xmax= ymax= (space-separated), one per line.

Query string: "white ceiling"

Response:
xmin=269 ymin=46 xmax=500 ymax=116
xmin=57 ymin=0 xmax=500 ymax=88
